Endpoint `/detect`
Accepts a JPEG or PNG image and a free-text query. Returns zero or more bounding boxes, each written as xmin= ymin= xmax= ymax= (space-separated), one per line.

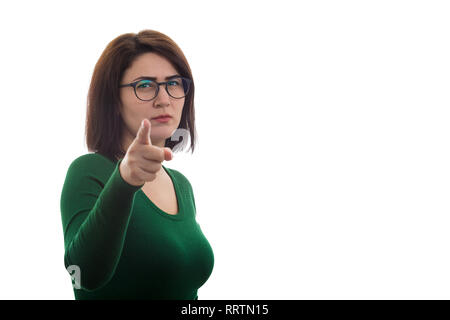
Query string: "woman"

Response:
xmin=60 ymin=29 xmax=214 ymax=300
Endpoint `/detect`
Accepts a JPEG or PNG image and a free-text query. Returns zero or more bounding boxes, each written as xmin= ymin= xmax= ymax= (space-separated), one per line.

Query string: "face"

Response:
xmin=119 ymin=52 xmax=185 ymax=151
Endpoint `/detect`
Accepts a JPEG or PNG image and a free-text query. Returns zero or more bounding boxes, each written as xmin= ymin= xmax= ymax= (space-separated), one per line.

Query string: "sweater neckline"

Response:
xmin=137 ymin=164 xmax=185 ymax=221
xmin=93 ymin=152 xmax=185 ymax=220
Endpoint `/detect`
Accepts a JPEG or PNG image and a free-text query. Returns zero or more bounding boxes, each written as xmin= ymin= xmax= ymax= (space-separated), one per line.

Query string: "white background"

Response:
xmin=0 ymin=0 xmax=449 ymax=299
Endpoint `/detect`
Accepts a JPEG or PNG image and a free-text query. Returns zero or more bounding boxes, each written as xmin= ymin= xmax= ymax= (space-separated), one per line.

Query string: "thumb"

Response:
xmin=163 ymin=148 xmax=174 ymax=161
xmin=136 ymin=119 xmax=152 ymax=145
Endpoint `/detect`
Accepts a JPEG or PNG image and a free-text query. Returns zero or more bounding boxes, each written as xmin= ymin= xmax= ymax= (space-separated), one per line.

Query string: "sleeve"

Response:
xmin=60 ymin=156 xmax=143 ymax=292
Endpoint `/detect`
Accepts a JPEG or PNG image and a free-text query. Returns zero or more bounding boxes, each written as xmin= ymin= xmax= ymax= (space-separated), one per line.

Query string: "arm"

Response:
xmin=60 ymin=156 xmax=143 ymax=291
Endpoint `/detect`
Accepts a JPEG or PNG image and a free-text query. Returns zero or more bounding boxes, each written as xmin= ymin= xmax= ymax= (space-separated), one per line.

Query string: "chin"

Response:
xmin=152 ymin=131 xmax=173 ymax=141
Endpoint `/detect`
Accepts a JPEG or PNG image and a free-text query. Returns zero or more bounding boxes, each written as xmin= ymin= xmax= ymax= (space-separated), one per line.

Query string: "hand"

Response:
xmin=119 ymin=119 xmax=173 ymax=186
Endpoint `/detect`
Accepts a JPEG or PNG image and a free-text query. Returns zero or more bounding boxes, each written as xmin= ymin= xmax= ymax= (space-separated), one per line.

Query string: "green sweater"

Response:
xmin=60 ymin=152 xmax=214 ymax=300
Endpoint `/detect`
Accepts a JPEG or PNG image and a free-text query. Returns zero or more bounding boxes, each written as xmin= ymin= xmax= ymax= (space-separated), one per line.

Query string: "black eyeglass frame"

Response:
xmin=119 ymin=76 xmax=192 ymax=101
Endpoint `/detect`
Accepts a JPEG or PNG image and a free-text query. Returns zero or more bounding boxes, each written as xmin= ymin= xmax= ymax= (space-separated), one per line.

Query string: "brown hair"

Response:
xmin=85 ymin=29 xmax=196 ymax=162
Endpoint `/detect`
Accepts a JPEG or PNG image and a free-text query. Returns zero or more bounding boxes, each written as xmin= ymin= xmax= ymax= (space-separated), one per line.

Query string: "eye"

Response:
xmin=137 ymin=80 xmax=155 ymax=88
xmin=167 ymin=79 xmax=181 ymax=86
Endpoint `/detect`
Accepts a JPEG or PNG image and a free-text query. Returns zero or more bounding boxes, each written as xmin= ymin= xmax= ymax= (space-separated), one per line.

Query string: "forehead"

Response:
xmin=126 ymin=52 xmax=177 ymax=78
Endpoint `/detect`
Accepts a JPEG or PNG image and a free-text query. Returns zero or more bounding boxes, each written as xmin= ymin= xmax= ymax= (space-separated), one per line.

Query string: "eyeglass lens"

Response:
xmin=135 ymin=77 xmax=189 ymax=100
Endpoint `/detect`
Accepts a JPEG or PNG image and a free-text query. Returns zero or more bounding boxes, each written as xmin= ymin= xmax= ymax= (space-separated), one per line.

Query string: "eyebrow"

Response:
xmin=132 ymin=74 xmax=181 ymax=82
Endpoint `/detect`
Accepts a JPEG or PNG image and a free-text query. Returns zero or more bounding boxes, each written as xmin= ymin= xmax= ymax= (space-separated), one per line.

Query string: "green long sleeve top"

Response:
xmin=60 ymin=152 xmax=214 ymax=300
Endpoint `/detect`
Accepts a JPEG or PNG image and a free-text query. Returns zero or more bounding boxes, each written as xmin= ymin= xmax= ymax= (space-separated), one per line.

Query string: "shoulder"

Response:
xmin=67 ymin=152 xmax=116 ymax=173
xmin=63 ymin=153 xmax=118 ymax=186
xmin=62 ymin=153 xmax=119 ymax=195
xmin=165 ymin=166 xmax=193 ymax=190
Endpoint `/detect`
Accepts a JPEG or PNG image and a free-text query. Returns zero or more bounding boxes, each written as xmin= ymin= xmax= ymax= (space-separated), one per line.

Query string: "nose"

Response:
xmin=154 ymin=83 xmax=171 ymax=102
xmin=152 ymin=84 xmax=170 ymax=108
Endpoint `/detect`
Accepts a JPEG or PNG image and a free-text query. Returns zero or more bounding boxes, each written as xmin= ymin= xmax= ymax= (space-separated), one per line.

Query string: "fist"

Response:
xmin=119 ymin=118 xmax=173 ymax=186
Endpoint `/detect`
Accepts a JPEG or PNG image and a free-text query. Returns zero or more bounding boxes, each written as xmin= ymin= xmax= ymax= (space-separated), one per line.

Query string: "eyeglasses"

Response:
xmin=119 ymin=76 xmax=191 ymax=101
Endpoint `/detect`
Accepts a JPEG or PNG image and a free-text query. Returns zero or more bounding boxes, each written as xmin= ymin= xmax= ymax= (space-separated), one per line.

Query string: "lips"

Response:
xmin=152 ymin=114 xmax=172 ymax=119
